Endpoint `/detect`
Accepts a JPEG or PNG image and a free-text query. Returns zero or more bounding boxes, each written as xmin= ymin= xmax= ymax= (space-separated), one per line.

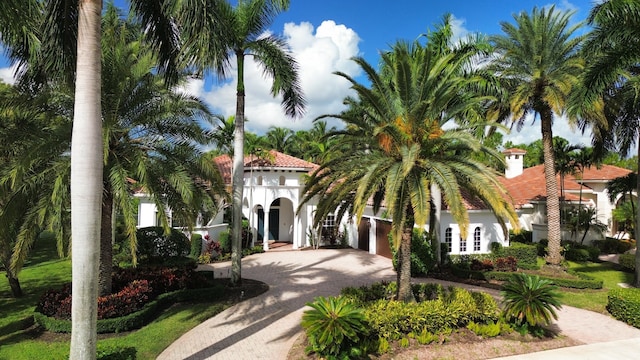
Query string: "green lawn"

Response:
xmin=556 ymin=261 xmax=634 ymax=313
xmin=0 ymin=234 xmax=235 ymax=360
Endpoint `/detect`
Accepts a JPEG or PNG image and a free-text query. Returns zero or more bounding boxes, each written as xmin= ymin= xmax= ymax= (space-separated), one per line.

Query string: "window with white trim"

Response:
xmin=460 ymin=237 xmax=467 ymax=252
xmin=445 ymin=228 xmax=452 ymax=253
xmin=474 ymin=227 xmax=481 ymax=251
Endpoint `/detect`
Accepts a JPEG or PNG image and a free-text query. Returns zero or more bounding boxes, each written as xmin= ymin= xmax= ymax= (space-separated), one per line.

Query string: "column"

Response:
xmin=263 ymin=210 xmax=270 ymax=251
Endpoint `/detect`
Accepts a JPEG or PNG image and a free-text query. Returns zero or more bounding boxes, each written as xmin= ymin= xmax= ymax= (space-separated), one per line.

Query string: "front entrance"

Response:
xmin=257 ymin=208 xmax=279 ymax=240
xmin=358 ymin=217 xmax=370 ymax=251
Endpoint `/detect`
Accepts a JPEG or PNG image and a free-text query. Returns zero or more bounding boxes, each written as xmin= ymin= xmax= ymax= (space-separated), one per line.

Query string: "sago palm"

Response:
xmin=490 ymin=6 xmax=584 ymax=266
xmin=501 ymin=273 xmax=562 ymax=330
xmin=302 ymin=20 xmax=519 ymax=302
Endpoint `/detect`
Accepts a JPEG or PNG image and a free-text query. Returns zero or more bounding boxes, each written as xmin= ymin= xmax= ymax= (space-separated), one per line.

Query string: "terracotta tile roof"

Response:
xmin=502 ymin=148 xmax=527 ymax=155
xmin=498 ymin=164 xmax=632 ymax=209
xmin=213 ymin=150 xmax=319 ymax=185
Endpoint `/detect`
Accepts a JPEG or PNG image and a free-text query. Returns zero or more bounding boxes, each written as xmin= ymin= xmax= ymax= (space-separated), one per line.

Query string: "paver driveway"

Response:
xmin=157 ymin=247 xmax=640 ymax=360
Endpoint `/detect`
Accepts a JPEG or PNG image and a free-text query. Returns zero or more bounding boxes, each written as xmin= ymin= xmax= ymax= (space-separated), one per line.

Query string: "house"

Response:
xmin=136 ymin=149 xmax=635 ymax=257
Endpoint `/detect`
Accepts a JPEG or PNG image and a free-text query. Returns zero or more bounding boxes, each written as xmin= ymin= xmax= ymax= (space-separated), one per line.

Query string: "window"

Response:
xmin=444 ymin=228 xmax=452 ymax=253
xmin=279 ymin=175 xmax=285 ymax=186
xmin=257 ymin=176 xmax=263 ymax=185
xmin=474 ymin=227 xmax=481 ymax=251
xmin=322 ymin=214 xmax=336 ymax=241
xmin=460 ymin=237 xmax=467 ymax=252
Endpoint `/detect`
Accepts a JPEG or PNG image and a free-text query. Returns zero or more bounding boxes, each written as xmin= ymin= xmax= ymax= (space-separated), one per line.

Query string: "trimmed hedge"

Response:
xmin=450 ymin=264 xmax=603 ymax=289
xmin=34 ymin=284 xmax=226 ymax=333
xmin=619 ymin=254 xmax=636 ymax=272
xmin=607 ymin=288 xmax=640 ymax=329
xmin=502 ymin=243 xmax=538 ymax=270
xmin=190 ymin=233 xmax=203 ymax=258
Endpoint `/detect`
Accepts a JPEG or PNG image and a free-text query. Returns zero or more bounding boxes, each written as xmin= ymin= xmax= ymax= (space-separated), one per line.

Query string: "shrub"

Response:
xmin=502 ymin=242 xmax=538 ymax=270
xmin=494 ymin=257 xmax=518 ymax=272
xmin=391 ymin=229 xmax=436 ymax=277
xmin=136 ymin=227 xmax=190 ymax=263
xmin=564 ymin=248 xmax=591 ymax=262
xmin=218 ymin=230 xmax=231 ymax=253
xmin=467 ymin=321 xmax=501 ymax=338
xmin=501 ymin=273 xmax=561 ymax=335
xmin=490 ymin=242 xmax=503 ymax=255
xmin=190 ymin=233 xmax=203 ymax=258
xmin=510 ymin=230 xmax=533 ymax=244
xmin=242 ymin=246 xmax=265 ymax=256
xmin=607 ymin=288 xmax=640 ymax=329
xmin=341 ymin=282 xmax=395 ymax=305
xmin=471 ymin=259 xmax=494 ymax=272
xmin=619 ymin=253 xmax=636 ymax=272
xmin=593 ymin=237 xmax=636 ymax=254
xmin=302 ymin=296 xmax=369 ymax=357
xmin=536 ymin=239 xmax=548 ymax=257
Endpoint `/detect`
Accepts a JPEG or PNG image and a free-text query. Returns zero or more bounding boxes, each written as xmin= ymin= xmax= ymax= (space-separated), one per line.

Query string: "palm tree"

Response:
xmin=490 ymin=6 xmax=584 ymax=266
xmin=1 ymin=1 xmax=189 ymax=356
xmin=179 ymin=0 xmax=305 ymax=286
xmin=576 ymin=0 xmax=640 ymax=286
xmin=301 ymin=31 xmax=518 ymax=302
xmin=264 ymin=126 xmax=294 ymax=153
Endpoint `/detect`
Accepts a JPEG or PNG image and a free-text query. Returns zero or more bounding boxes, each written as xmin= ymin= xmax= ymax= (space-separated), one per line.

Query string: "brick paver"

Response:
xmin=157 ymin=248 xmax=640 ymax=360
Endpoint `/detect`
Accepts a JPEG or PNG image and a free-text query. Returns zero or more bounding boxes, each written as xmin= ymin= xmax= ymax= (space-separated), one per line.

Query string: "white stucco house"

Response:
xmin=136 ymin=149 xmax=635 ymax=258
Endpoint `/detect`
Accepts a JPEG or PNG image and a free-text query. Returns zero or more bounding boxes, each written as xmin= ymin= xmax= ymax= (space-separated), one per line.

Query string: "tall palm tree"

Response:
xmin=490 ymin=6 xmax=584 ymax=266
xmin=179 ymin=0 xmax=305 ymax=285
xmin=576 ymin=0 xmax=640 ymax=286
xmin=301 ymin=33 xmax=519 ymax=302
xmin=1 ymin=1 xmax=186 ymax=356
xmin=264 ymin=126 xmax=294 ymax=153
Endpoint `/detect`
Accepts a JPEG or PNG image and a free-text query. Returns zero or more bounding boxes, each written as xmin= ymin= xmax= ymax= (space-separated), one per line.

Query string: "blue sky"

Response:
xmin=0 ymin=0 xmax=600 ymax=147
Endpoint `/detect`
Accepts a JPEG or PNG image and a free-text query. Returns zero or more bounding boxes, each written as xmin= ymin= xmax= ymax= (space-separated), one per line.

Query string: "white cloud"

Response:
xmin=199 ymin=20 xmax=362 ymax=135
xmin=0 ymin=65 xmax=17 ymax=85
xmin=449 ymin=14 xmax=469 ymax=44
xmin=500 ymin=113 xmax=592 ymax=147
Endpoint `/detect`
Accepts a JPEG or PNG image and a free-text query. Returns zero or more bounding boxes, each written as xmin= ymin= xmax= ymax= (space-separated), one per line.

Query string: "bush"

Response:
xmin=510 ymin=230 xmax=533 ymax=244
xmin=501 ymin=273 xmax=561 ymax=335
xmin=490 ymin=242 xmax=503 ymax=255
xmin=502 ymin=242 xmax=538 ymax=270
xmin=494 ymin=257 xmax=518 ymax=272
xmin=536 ymin=239 xmax=548 ymax=257
xmin=564 ymin=248 xmax=591 ymax=262
xmin=593 ymin=238 xmax=636 ymax=254
xmin=302 ymin=296 xmax=369 ymax=357
xmin=218 ymin=230 xmax=231 ymax=253
xmin=190 ymin=233 xmax=203 ymax=258
xmin=607 ymin=288 xmax=640 ymax=329
xmin=135 ymin=227 xmax=190 ymax=263
xmin=391 ymin=229 xmax=436 ymax=277
xmin=619 ymin=254 xmax=636 ymax=272
xmin=562 ymin=241 xmax=600 ymax=262
xmin=470 ymin=259 xmax=494 ymax=272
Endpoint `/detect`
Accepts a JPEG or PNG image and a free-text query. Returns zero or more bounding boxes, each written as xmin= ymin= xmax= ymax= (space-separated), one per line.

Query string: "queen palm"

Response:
xmin=302 ymin=34 xmax=519 ymax=302
xmin=178 ymin=0 xmax=305 ymax=285
xmin=577 ymin=0 xmax=640 ymax=285
xmin=490 ymin=6 xmax=583 ymax=266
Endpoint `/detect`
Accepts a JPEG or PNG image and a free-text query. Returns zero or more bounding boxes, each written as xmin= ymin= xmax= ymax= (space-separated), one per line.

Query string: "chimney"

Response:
xmin=503 ymin=148 xmax=526 ymax=179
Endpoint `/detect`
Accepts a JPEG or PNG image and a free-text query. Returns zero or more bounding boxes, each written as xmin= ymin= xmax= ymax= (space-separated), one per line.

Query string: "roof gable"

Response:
xmin=213 ymin=150 xmax=319 ymax=184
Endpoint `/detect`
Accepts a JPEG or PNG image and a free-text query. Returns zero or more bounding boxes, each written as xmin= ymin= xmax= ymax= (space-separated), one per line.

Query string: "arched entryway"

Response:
xmin=257 ymin=198 xmax=295 ymax=244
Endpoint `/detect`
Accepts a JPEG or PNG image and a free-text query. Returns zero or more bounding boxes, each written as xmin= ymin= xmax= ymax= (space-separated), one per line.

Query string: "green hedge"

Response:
xmin=34 ymin=284 xmax=225 ymax=333
xmin=619 ymin=254 xmax=636 ymax=272
xmin=502 ymin=243 xmax=538 ymax=270
xmin=607 ymin=288 xmax=640 ymax=329
xmin=190 ymin=233 xmax=203 ymax=258
xmin=450 ymin=264 xmax=603 ymax=289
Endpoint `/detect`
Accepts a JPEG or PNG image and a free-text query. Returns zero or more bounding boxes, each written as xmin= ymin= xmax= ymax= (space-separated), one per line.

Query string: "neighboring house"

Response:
xmin=136 ymin=149 xmax=635 ymax=258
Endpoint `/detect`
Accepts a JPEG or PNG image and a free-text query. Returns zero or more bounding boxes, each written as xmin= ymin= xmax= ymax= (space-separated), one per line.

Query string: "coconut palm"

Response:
xmin=576 ymin=0 xmax=640 ymax=286
xmin=301 ymin=31 xmax=519 ymax=302
xmin=490 ymin=6 xmax=584 ymax=266
xmin=178 ymin=0 xmax=305 ymax=285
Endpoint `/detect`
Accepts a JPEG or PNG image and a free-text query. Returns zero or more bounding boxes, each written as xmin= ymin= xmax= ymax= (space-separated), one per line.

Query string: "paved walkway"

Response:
xmin=158 ymin=248 xmax=640 ymax=360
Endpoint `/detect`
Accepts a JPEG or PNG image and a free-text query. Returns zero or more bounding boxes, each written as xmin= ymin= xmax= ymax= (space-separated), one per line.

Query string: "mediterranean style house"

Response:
xmin=136 ymin=149 xmax=635 ymax=258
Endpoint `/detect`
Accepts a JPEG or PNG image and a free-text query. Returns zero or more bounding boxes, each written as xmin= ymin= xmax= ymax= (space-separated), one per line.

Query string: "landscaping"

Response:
xmin=0 ymin=233 xmax=268 ymax=360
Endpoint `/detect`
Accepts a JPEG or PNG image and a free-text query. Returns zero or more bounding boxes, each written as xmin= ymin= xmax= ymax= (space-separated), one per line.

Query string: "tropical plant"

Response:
xmin=501 ymin=273 xmax=562 ymax=335
xmin=301 ymin=17 xmax=519 ymax=302
xmin=490 ymin=6 xmax=584 ymax=266
xmin=576 ymin=0 xmax=640 ymax=286
xmin=613 ymin=200 xmax=636 ymax=239
xmin=607 ymin=173 xmax=638 ymax=239
xmin=179 ymin=0 xmax=305 ymax=286
xmin=301 ymin=296 xmax=368 ymax=357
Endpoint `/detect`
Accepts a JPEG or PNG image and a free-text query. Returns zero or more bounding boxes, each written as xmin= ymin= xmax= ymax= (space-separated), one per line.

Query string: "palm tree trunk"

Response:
xmin=99 ymin=191 xmax=113 ymax=296
xmin=70 ymin=1 xmax=103 ymax=359
xmin=633 ymin=146 xmax=640 ymax=287
xmin=7 ymin=271 xmax=23 ymax=298
xmin=540 ymin=110 xmax=562 ymax=265
xmin=231 ymin=51 xmax=245 ymax=286
xmin=397 ymin=225 xmax=415 ymax=303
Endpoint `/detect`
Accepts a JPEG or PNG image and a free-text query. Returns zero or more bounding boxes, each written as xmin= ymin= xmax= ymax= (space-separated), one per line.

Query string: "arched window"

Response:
xmin=279 ymin=175 xmax=285 ymax=186
xmin=445 ymin=228 xmax=452 ymax=253
xmin=257 ymin=176 xmax=263 ymax=185
xmin=474 ymin=227 xmax=481 ymax=251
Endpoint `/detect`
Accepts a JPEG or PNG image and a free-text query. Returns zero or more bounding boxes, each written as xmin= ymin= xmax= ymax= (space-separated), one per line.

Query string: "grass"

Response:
xmin=556 ymin=260 xmax=634 ymax=313
xmin=0 ymin=233 xmax=242 ymax=360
